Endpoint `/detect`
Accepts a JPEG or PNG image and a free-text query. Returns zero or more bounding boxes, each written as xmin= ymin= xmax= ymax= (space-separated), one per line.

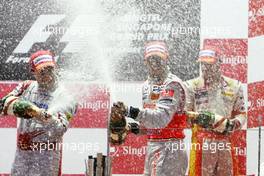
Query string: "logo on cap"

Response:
xmin=198 ymin=49 xmax=217 ymax=64
xmin=144 ymin=41 xmax=169 ymax=60
xmin=30 ymin=50 xmax=56 ymax=72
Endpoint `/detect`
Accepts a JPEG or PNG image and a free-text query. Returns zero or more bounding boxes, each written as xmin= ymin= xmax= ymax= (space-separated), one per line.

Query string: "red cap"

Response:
xmin=30 ymin=50 xmax=56 ymax=72
xmin=144 ymin=41 xmax=169 ymax=60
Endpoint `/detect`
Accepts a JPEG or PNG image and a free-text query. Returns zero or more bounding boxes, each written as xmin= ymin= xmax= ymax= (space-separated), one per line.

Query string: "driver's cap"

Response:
xmin=198 ymin=49 xmax=218 ymax=64
xmin=30 ymin=50 xmax=56 ymax=72
xmin=144 ymin=41 xmax=169 ymax=60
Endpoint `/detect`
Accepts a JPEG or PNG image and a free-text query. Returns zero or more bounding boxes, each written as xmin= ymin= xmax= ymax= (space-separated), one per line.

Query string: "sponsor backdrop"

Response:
xmin=248 ymin=0 xmax=264 ymax=175
xmin=0 ymin=0 xmax=200 ymax=81
xmin=0 ymin=0 xmax=200 ymax=175
xmin=0 ymin=0 xmax=264 ymax=175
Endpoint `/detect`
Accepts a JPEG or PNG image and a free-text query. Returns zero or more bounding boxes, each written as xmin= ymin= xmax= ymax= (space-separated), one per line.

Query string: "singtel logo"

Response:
xmin=122 ymin=146 xmax=146 ymax=157
xmin=250 ymin=6 xmax=264 ymax=20
xmin=109 ymin=146 xmax=146 ymax=157
xmin=221 ymin=56 xmax=247 ymax=65
xmin=256 ymin=98 xmax=264 ymax=108
xmin=78 ymin=100 xmax=109 ymax=111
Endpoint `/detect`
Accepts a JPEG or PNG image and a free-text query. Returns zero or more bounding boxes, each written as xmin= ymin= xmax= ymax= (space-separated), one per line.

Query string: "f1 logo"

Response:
xmin=13 ymin=15 xmax=65 ymax=53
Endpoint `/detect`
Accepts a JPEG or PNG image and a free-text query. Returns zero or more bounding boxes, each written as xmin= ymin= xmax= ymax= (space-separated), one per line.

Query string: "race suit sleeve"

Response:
xmin=230 ymin=83 xmax=247 ymax=129
xmin=136 ymin=81 xmax=185 ymax=129
xmin=7 ymin=81 xmax=32 ymax=97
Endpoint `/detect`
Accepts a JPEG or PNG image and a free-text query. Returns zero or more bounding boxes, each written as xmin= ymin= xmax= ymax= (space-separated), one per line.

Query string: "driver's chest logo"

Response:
xmin=195 ymin=88 xmax=209 ymax=105
xmin=149 ymin=85 xmax=165 ymax=100
xmin=143 ymin=84 xmax=165 ymax=109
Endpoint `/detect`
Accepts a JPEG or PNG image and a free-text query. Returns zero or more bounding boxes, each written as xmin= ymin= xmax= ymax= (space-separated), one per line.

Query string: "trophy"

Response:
xmin=85 ymin=153 xmax=112 ymax=176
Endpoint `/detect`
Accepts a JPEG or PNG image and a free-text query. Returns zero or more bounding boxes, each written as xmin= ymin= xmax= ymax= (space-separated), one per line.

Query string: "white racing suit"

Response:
xmin=135 ymin=73 xmax=188 ymax=176
xmin=185 ymin=76 xmax=246 ymax=176
xmin=1 ymin=80 xmax=76 ymax=176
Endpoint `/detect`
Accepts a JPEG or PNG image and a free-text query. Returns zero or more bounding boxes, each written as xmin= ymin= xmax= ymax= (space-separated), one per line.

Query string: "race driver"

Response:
xmin=110 ymin=41 xmax=188 ymax=176
xmin=185 ymin=49 xmax=247 ymax=176
xmin=0 ymin=50 xmax=76 ymax=176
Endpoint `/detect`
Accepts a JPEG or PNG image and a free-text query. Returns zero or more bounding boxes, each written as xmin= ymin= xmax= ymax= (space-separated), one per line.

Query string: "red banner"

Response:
xmin=249 ymin=0 xmax=264 ymax=38
xmin=248 ymin=81 xmax=264 ymax=128
xmin=111 ymin=134 xmax=147 ymax=174
xmin=203 ymin=39 xmax=248 ymax=83
xmin=69 ymin=84 xmax=109 ymax=128
xmin=230 ymin=130 xmax=247 ymax=175
xmin=0 ymin=82 xmax=18 ymax=128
